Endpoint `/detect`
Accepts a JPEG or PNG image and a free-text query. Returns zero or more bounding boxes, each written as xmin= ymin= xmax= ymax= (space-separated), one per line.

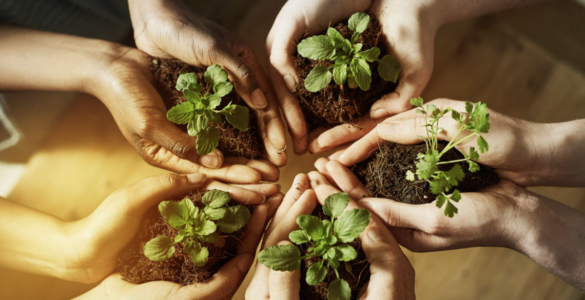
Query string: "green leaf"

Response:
xmin=206 ymin=94 xmax=222 ymax=110
xmin=469 ymin=161 xmax=480 ymax=172
xmin=477 ymin=136 xmax=489 ymax=153
xmin=351 ymin=32 xmax=360 ymax=44
xmin=190 ymin=244 xmax=209 ymax=267
xmin=350 ymin=58 xmax=371 ymax=91
xmin=336 ymin=244 xmax=358 ymax=261
xmin=159 ymin=201 xmax=190 ymax=229
xmin=328 ymin=279 xmax=351 ymax=300
xmin=347 ymin=74 xmax=358 ymax=89
xmin=289 ymin=229 xmax=311 ymax=244
xmin=345 ymin=262 xmax=353 ymax=273
xmin=406 ymin=170 xmax=415 ymax=181
xmin=360 ymin=47 xmax=380 ymax=62
xmin=352 ymin=43 xmax=363 ymax=53
xmin=187 ymin=115 xmax=209 ymax=136
xmin=342 ymin=39 xmax=352 ymax=53
xmin=450 ymin=190 xmax=462 ymax=202
xmin=224 ymin=105 xmax=249 ymax=131
xmin=176 ymin=73 xmax=198 ymax=91
xmin=322 ymin=219 xmax=333 ymax=236
xmin=410 ymin=97 xmax=424 ymax=108
xmin=452 ymin=110 xmax=461 ymax=123
xmin=444 ymin=200 xmax=458 ymax=217
xmin=314 ymin=242 xmax=328 ymax=256
xmin=334 ymin=208 xmax=371 ymax=243
xmin=167 ymin=102 xmax=195 ymax=125
xmin=180 ymin=198 xmax=198 ymax=218
xmin=203 ymin=206 xmax=226 ymax=220
xmin=323 ymin=192 xmax=350 ymax=218
xmin=333 ymin=64 xmax=348 ymax=85
xmin=199 ymin=231 xmax=219 ymax=243
xmin=202 ymin=190 xmax=231 ymax=208
xmin=336 ymin=56 xmax=351 ymax=65
xmin=196 ymin=126 xmax=219 ymax=156
xmin=216 ymin=205 xmax=250 ymax=233
xmin=378 ymin=55 xmax=401 ymax=83
xmin=305 ymin=65 xmax=332 ymax=92
xmin=184 ymin=89 xmax=202 ymax=105
xmin=429 ymin=164 xmax=465 ymax=194
xmin=204 ymin=110 xmax=222 ymax=125
xmin=213 ymin=81 xmax=233 ymax=97
xmin=195 ymin=219 xmax=217 ymax=236
xmin=328 ymin=257 xmax=340 ymax=269
xmin=436 ymin=194 xmax=447 ymax=209
xmin=325 ymin=234 xmax=338 ymax=245
xmin=144 ymin=236 xmax=175 ymax=261
xmin=174 ymin=234 xmax=187 ymax=243
xmin=297 ymin=215 xmax=325 ymax=241
xmin=327 ymin=28 xmax=345 ymax=48
xmin=469 ymin=147 xmax=480 ymax=161
xmin=416 ymin=150 xmax=439 ymax=180
xmin=465 ymin=101 xmax=473 ymax=114
xmin=258 ymin=244 xmax=301 ymax=271
xmin=298 ymin=35 xmax=336 ymax=60
xmin=204 ymin=64 xmax=228 ymax=86
xmin=306 ymin=261 xmax=327 ymax=286
xmin=183 ymin=240 xmax=196 ymax=254
xmin=348 ymin=12 xmax=370 ymax=33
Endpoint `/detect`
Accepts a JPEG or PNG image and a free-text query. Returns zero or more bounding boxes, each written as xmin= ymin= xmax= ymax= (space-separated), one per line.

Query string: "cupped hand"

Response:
xmin=63 ymin=173 xmax=280 ymax=284
xmin=267 ymin=0 xmax=438 ymax=154
xmin=127 ymin=0 xmax=287 ymax=166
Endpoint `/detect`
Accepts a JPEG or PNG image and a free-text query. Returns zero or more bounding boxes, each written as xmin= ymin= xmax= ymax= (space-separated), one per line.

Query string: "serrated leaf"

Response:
xmin=334 ymin=208 xmax=371 ymax=243
xmin=224 ymin=105 xmax=249 ymax=131
xmin=159 ymin=201 xmax=190 ymax=229
xmin=410 ymin=97 xmax=424 ymax=108
xmin=213 ymin=81 xmax=233 ymax=97
xmin=176 ymin=73 xmax=198 ymax=91
xmin=450 ymin=190 xmax=462 ymax=202
xmin=202 ymin=190 xmax=231 ymax=208
xmin=436 ymin=194 xmax=447 ymax=209
xmin=327 ymin=28 xmax=345 ymax=48
xmin=203 ymin=206 xmax=226 ymax=220
xmin=452 ymin=110 xmax=461 ymax=123
xmin=328 ymin=279 xmax=351 ymax=300
xmin=187 ymin=115 xmax=209 ymax=136
xmin=289 ymin=229 xmax=311 ymax=244
xmin=297 ymin=215 xmax=324 ymax=241
xmin=406 ymin=170 xmax=415 ymax=181
xmin=216 ymin=205 xmax=250 ymax=233
xmin=333 ymin=64 xmax=348 ymax=85
xmin=348 ymin=12 xmax=370 ymax=33
xmin=305 ymin=65 xmax=332 ymax=92
xmin=336 ymin=244 xmax=358 ymax=261
xmin=347 ymin=74 xmax=358 ymax=89
xmin=360 ymin=47 xmax=380 ymax=62
xmin=350 ymin=58 xmax=371 ymax=91
xmin=205 ymin=110 xmax=222 ymax=125
xmin=144 ymin=236 xmax=175 ymax=261
xmin=378 ymin=55 xmax=401 ymax=83
xmin=298 ymin=35 xmax=336 ymax=60
xmin=195 ymin=126 xmax=219 ymax=156
xmin=468 ymin=160 xmax=480 ymax=173
xmin=477 ymin=136 xmax=489 ymax=153
xmin=416 ymin=150 xmax=439 ymax=180
xmin=167 ymin=102 xmax=195 ymax=125
xmin=465 ymin=101 xmax=473 ymax=114
xmin=206 ymin=94 xmax=222 ymax=110
xmin=204 ymin=64 xmax=228 ymax=86
xmin=469 ymin=147 xmax=480 ymax=161
xmin=323 ymin=192 xmax=350 ymax=218
xmin=195 ymin=220 xmax=217 ymax=236
xmin=444 ymin=200 xmax=458 ymax=217
xmin=258 ymin=244 xmax=301 ymax=271
xmin=306 ymin=261 xmax=327 ymax=286
xmin=184 ymin=89 xmax=203 ymax=105
xmin=191 ymin=244 xmax=209 ymax=267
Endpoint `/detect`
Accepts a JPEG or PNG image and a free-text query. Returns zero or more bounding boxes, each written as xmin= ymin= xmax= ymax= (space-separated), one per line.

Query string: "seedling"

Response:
xmin=143 ymin=190 xmax=250 ymax=266
xmin=297 ymin=12 xmax=401 ymax=92
xmin=166 ymin=65 xmax=250 ymax=156
xmin=406 ymin=97 xmax=491 ymax=217
xmin=258 ymin=193 xmax=371 ymax=300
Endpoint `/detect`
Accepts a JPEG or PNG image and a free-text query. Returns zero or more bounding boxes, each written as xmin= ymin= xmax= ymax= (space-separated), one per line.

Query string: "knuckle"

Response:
xmin=171 ymin=141 xmax=195 ymax=160
xmin=236 ymin=62 xmax=257 ymax=85
xmin=158 ymin=173 xmax=182 ymax=189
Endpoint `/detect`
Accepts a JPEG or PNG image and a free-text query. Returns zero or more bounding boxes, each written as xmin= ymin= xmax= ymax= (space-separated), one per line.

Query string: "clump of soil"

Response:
xmin=352 ymin=142 xmax=500 ymax=204
xmin=150 ymin=57 xmax=264 ymax=159
xmin=294 ymin=18 xmax=398 ymax=130
xmin=299 ymin=205 xmax=370 ymax=300
xmin=117 ymin=190 xmax=250 ymax=284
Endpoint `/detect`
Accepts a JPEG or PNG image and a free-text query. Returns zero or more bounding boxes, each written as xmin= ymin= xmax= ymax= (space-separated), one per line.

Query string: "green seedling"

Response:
xmin=407 ymin=97 xmax=491 ymax=217
xmin=166 ymin=64 xmax=249 ymax=156
xmin=258 ymin=193 xmax=371 ymax=300
xmin=297 ymin=12 xmax=401 ymax=92
xmin=143 ymin=190 xmax=250 ymax=266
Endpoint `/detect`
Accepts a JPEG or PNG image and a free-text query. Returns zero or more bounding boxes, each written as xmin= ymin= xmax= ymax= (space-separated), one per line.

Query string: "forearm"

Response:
xmin=513 ymin=191 xmax=585 ymax=291
xmin=423 ymin=0 xmax=548 ymax=25
xmin=0 ymin=198 xmax=75 ymax=280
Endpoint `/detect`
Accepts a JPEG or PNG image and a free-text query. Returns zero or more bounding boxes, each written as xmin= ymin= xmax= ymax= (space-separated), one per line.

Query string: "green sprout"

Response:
xmin=297 ymin=12 xmax=401 ymax=92
xmin=407 ymin=97 xmax=491 ymax=217
xmin=143 ymin=190 xmax=250 ymax=266
xmin=258 ymin=193 xmax=371 ymax=300
xmin=166 ymin=64 xmax=250 ymax=156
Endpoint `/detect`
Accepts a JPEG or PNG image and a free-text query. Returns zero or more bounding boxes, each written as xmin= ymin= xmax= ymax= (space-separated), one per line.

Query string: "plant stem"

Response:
xmin=334 ymin=268 xmax=340 ymax=280
xmin=436 ymin=158 xmax=469 ymax=165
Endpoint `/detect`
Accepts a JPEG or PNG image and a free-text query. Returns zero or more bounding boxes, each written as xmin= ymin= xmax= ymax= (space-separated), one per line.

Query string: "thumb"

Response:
xmin=268 ymin=241 xmax=301 ymax=300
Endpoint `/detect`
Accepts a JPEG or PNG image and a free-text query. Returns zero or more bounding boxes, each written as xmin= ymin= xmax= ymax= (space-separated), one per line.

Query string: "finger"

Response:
xmin=225 ymin=157 xmax=280 ymax=182
xmin=315 ymin=115 xmax=381 ymax=151
xmin=313 ymin=158 xmax=334 ymax=186
xmin=267 ymin=174 xmax=310 ymax=234
xmin=307 ymin=127 xmax=334 ymax=154
xmin=257 ymin=107 xmax=289 ymax=167
xmin=268 ymin=241 xmax=301 ymax=300
xmin=307 ymin=171 xmax=334 ymax=190
xmin=359 ymin=198 xmax=433 ymax=231
xmin=265 ymin=192 xmax=285 ymax=223
xmin=229 ymin=183 xmax=281 ymax=198
xmin=238 ymin=203 xmax=269 ymax=256
xmin=328 ymin=148 xmax=346 ymax=161
xmin=325 ymin=161 xmax=367 ymax=200
xmin=203 ymin=181 xmax=268 ymax=205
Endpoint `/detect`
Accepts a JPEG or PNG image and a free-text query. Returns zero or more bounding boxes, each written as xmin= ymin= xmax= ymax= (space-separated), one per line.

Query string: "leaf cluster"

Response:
xmin=166 ymin=65 xmax=250 ymax=156
xmin=297 ymin=12 xmax=401 ymax=92
xmin=143 ymin=190 xmax=250 ymax=266
xmin=258 ymin=193 xmax=371 ymax=300
xmin=406 ymin=97 xmax=491 ymax=217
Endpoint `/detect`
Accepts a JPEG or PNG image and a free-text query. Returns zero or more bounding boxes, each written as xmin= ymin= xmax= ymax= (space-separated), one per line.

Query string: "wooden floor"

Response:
xmin=1 ymin=1 xmax=585 ymax=299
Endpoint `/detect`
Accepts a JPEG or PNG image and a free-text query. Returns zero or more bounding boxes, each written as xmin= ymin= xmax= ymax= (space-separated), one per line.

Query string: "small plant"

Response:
xmin=143 ymin=190 xmax=250 ymax=266
xmin=297 ymin=12 xmax=401 ymax=92
xmin=166 ymin=65 xmax=250 ymax=155
xmin=258 ymin=193 xmax=370 ymax=300
xmin=406 ymin=97 xmax=491 ymax=217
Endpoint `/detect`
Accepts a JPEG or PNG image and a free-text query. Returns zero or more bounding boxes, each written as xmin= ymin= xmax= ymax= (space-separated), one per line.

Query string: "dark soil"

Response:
xmin=294 ymin=18 xmax=398 ymax=130
xmin=150 ymin=57 xmax=264 ymax=159
xmin=117 ymin=190 xmax=250 ymax=284
xmin=299 ymin=205 xmax=370 ymax=300
xmin=352 ymin=142 xmax=500 ymax=204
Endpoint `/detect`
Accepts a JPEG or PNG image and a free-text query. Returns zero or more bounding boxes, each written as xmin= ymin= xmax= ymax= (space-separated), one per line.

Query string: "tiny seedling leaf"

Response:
xmin=196 ymin=126 xmax=220 ymax=156
xmin=305 ymin=65 xmax=332 ymax=92
xmin=323 ymin=192 xmax=350 ymax=218
xmin=348 ymin=12 xmax=370 ymax=33
xmin=350 ymin=58 xmax=371 ymax=91
xmin=289 ymin=229 xmax=311 ymax=244
xmin=406 ymin=170 xmax=415 ymax=181
xmin=159 ymin=200 xmax=190 ymax=229
xmin=334 ymin=208 xmax=371 ymax=243
xmin=306 ymin=261 xmax=327 ymax=286
xmin=190 ymin=244 xmax=209 ymax=267
xmin=298 ymin=35 xmax=336 ymax=60
xmin=410 ymin=97 xmax=424 ymax=108
xmin=144 ymin=236 xmax=175 ymax=261
xmin=477 ymin=136 xmax=489 ymax=153
xmin=202 ymin=190 xmax=231 ymax=208
xmin=203 ymin=206 xmax=227 ymax=221
xmin=206 ymin=94 xmax=222 ymax=110
xmin=360 ymin=47 xmax=380 ymax=62
xmin=167 ymin=102 xmax=195 ymax=125
xmin=216 ymin=205 xmax=250 ymax=233
xmin=297 ymin=215 xmax=325 ymax=241
xmin=258 ymin=244 xmax=302 ymax=271
xmin=336 ymin=244 xmax=358 ymax=261
xmin=195 ymin=220 xmax=217 ymax=236
xmin=204 ymin=64 xmax=228 ymax=86
xmin=176 ymin=73 xmax=198 ymax=91
xmin=327 ymin=28 xmax=345 ymax=48
xmin=213 ymin=81 xmax=233 ymax=97
xmin=328 ymin=279 xmax=352 ymax=300
xmin=187 ymin=115 xmax=209 ymax=137
xmin=333 ymin=63 xmax=348 ymax=85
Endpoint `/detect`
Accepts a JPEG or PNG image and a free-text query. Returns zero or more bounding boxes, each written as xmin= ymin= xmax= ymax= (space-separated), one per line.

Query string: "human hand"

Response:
xmin=267 ymin=0 xmax=438 ymax=154
xmin=127 ymin=0 xmax=287 ymax=166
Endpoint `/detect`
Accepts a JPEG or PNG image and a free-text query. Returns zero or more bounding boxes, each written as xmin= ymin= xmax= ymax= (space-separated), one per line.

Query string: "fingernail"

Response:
xmin=377 ymin=123 xmax=397 ymax=136
xmin=260 ymin=194 xmax=267 ymax=204
xmin=367 ymin=226 xmax=382 ymax=241
xmin=251 ymin=89 xmax=268 ymax=109
xmin=370 ymin=108 xmax=387 ymax=119
xmin=201 ymin=153 xmax=221 ymax=169
xmin=284 ymin=74 xmax=297 ymax=92
xmin=187 ymin=173 xmax=207 ymax=184
xmin=237 ymin=254 xmax=254 ymax=273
